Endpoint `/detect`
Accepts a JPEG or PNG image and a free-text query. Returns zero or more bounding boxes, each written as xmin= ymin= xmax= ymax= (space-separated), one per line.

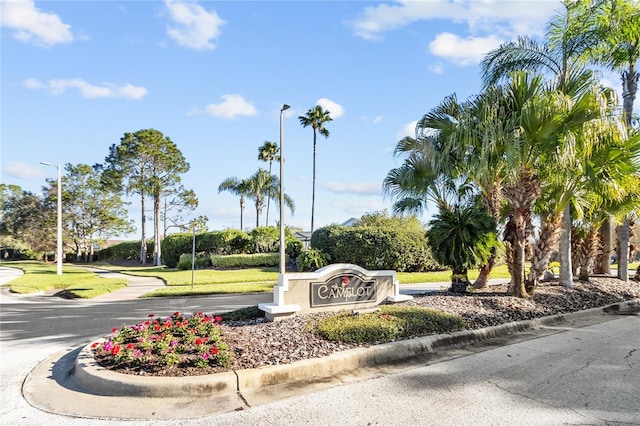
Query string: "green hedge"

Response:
xmin=176 ymin=253 xmax=211 ymax=270
xmin=210 ymin=252 xmax=281 ymax=268
xmin=98 ymin=240 xmax=153 ymax=262
xmin=310 ymin=213 xmax=442 ymax=272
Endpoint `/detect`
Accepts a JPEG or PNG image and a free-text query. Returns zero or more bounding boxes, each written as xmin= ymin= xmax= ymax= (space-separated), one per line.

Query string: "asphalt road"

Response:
xmin=1 ymin=268 xmax=639 ymax=425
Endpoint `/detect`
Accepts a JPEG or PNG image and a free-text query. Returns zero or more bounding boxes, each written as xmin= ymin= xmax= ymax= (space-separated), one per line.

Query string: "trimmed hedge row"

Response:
xmin=210 ymin=253 xmax=280 ymax=268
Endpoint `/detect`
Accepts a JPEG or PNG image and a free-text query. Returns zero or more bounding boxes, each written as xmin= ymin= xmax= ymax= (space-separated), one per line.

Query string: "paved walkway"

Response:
xmin=79 ymin=267 xmax=167 ymax=301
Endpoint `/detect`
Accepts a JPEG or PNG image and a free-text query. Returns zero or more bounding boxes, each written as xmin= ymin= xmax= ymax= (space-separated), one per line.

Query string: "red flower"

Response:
xmin=211 ymin=347 xmax=219 ymax=355
xmin=197 ymin=311 xmax=203 ymax=316
xmin=154 ymin=325 xmax=161 ymax=332
xmin=111 ymin=345 xmax=121 ymax=356
xmin=126 ymin=343 xmax=135 ymax=350
xmin=111 ymin=327 xmax=119 ymax=333
xmin=214 ymin=316 xmax=222 ymax=323
xmin=173 ymin=311 xmax=180 ymax=317
xmin=195 ymin=338 xmax=204 ymax=345
xmin=91 ymin=342 xmax=99 ymax=349
xmin=164 ymin=322 xmax=172 ymax=329
xmin=148 ymin=314 xmax=155 ymax=318
xmin=341 ymin=276 xmax=350 ymax=286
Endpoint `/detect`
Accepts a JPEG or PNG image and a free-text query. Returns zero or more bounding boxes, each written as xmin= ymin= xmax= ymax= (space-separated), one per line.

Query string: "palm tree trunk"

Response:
xmin=526 ymin=213 xmax=562 ymax=291
xmin=558 ymin=205 xmax=573 ymax=288
xmin=311 ymin=131 xmax=317 ymax=235
xmin=594 ymin=219 xmax=612 ymax=275
xmin=578 ymin=226 xmax=599 ymax=281
xmin=617 ymin=218 xmax=630 ymax=282
xmin=140 ymin=192 xmax=147 ymax=264
xmin=473 ymin=258 xmax=494 ymax=289
xmin=266 ymin=161 xmax=272 ymax=226
xmin=507 ymin=210 xmax=528 ymax=298
xmin=451 ymin=270 xmax=470 ymax=293
xmin=240 ymin=196 xmax=245 ymax=231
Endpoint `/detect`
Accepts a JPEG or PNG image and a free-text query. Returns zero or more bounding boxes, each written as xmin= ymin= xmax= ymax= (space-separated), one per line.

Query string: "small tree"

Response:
xmin=427 ymin=203 xmax=500 ymax=293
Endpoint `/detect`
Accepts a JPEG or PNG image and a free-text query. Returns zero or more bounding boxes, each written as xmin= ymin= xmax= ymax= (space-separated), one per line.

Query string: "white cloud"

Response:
xmin=3 ymin=162 xmax=48 ymax=179
xmin=348 ymin=0 xmax=559 ymax=41
xmin=428 ymin=32 xmax=504 ymax=66
xmin=165 ymin=0 xmax=225 ymax=51
xmin=317 ymin=98 xmax=345 ymax=118
xmin=24 ymin=78 xmax=148 ymax=99
xmin=396 ymin=120 xmax=418 ymax=140
xmin=1 ymin=0 xmax=73 ymax=46
xmin=322 ymin=182 xmax=382 ymax=196
xmin=204 ymin=94 xmax=257 ymax=118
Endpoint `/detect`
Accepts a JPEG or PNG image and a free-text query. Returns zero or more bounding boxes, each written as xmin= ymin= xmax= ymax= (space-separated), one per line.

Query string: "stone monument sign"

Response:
xmin=259 ymin=263 xmax=412 ymax=321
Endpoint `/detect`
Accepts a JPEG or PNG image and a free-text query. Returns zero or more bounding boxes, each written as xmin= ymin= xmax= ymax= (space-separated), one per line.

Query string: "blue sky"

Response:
xmin=2 ymin=0 xmax=634 ymax=239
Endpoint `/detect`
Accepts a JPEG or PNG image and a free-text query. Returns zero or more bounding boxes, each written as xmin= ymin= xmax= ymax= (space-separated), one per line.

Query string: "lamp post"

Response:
xmin=279 ymin=103 xmax=290 ymax=275
xmin=40 ymin=162 xmax=62 ymax=275
xmin=191 ymin=225 xmax=195 ymax=290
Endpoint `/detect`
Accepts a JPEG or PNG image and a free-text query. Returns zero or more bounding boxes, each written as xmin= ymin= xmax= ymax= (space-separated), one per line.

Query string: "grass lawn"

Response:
xmin=0 ymin=261 xmax=128 ymax=298
xmin=3 ymin=260 xmax=637 ymax=299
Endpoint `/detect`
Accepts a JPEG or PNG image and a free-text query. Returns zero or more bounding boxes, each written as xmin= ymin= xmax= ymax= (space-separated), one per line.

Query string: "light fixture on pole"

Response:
xmin=279 ymin=103 xmax=290 ymax=275
xmin=40 ymin=162 xmax=62 ymax=275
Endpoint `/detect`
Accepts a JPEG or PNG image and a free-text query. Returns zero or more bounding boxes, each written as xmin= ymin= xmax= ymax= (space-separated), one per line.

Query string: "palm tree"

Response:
xmin=481 ymin=0 xmax=599 ymax=288
xmin=257 ymin=141 xmax=280 ymax=226
xmin=299 ymin=105 xmax=332 ymax=235
xmin=588 ymin=0 xmax=640 ymax=280
xmin=426 ymin=202 xmax=500 ymax=293
xmin=218 ymin=177 xmax=250 ymax=231
xmin=245 ymin=169 xmax=295 ymax=228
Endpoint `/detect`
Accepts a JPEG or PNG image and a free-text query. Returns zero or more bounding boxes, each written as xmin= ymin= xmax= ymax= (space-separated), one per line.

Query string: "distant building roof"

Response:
xmin=341 ymin=217 xmax=358 ymax=227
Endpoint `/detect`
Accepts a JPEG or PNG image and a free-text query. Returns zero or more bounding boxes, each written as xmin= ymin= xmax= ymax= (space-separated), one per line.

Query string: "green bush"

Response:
xmin=311 ymin=305 xmax=466 ymax=344
xmin=296 ymin=249 xmax=329 ymax=271
xmin=98 ymin=240 xmax=153 ymax=262
xmin=198 ymin=229 xmax=250 ymax=255
xmin=250 ymin=227 xmax=279 ymax=253
xmin=176 ymin=253 xmax=211 ymax=270
xmin=310 ymin=212 xmax=442 ymax=272
xmin=210 ymin=252 xmax=281 ymax=268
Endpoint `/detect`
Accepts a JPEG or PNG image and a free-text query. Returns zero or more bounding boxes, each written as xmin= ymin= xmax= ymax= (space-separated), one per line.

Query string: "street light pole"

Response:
xmin=279 ymin=104 xmax=290 ymax=275
xmin=40 ymin=162 xmax=63 ymax=275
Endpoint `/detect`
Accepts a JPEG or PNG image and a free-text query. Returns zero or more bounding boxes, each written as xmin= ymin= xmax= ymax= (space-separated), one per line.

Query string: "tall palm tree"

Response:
xmin=245 ymin=169 xmax=295 ymax=228
xmin=588 ymin=0 xmax=640 ymax=280
xmin=218 ymin=177 xmax=250 ymax=231
xmin=299 ymin=105 xmax=332 ymax=235
xmin=481 ymin=0 xmax=598 ymax=288
xmin=257 ymin=141 xmax=280 ymax=226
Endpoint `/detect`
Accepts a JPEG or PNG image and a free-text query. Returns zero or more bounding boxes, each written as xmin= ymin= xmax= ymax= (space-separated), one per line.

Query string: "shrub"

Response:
xmin=309 ymin=305 xmax=466 ymax=344
xmin=98 ymin=240 xmax=153 ymax=263
xmin=310 ymin=212 xmax=442 ymax=272
xmin=176 ymin=253 xmax=211 ymax=270
xmin=210 ymin=252 xmax=280 ymax=268
xmin=250 ymin=227 xmax=279 ymax=253
xmin=296 ymin=249 xmax=329 ymax=271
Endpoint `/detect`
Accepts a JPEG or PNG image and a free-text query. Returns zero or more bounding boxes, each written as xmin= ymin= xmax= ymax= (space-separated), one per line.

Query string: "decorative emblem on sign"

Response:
xmin=310 ymin=274 xmax=377 ymax=307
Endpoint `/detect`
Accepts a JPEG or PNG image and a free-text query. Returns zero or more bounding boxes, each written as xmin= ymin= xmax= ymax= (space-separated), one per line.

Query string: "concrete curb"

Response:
xmin=70 ymin=298 xmax=640 ymax=398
